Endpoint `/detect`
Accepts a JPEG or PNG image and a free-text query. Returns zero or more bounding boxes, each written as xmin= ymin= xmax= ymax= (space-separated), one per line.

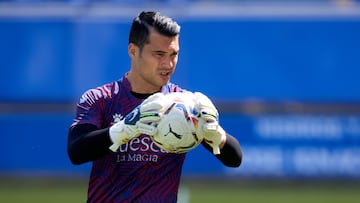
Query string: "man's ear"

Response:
xmin=128 ymin=43 xmax=138 ymax=58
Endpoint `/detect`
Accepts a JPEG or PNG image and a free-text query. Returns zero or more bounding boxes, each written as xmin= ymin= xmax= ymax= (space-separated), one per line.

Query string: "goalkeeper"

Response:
xmin=67 ymin=11 xmax=242 ymax=203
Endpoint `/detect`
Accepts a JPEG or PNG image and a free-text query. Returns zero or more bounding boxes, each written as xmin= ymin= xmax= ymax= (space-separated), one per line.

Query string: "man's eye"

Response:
xmin=153 ymin=52 xmax=165 ymax=58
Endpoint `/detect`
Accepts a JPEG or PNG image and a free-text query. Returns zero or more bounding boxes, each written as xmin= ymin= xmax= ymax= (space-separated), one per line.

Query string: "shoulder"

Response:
xmin=79 ymin=80 xmax=122 ymax=105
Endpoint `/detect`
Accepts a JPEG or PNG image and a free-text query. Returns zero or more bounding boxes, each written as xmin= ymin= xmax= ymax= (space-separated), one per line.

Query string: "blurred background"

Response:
xmin=1 ymin=0 xmax=360 ymax=202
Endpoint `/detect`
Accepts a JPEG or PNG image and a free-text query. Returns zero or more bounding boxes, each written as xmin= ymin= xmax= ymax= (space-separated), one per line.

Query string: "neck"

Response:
xmin=126 ymin=71 xmax=161 ymax=94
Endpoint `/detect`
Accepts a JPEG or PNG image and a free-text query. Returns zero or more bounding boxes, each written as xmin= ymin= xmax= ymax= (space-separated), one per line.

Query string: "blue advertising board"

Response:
xmin=221 ymin=114 xmax=360 ymax=178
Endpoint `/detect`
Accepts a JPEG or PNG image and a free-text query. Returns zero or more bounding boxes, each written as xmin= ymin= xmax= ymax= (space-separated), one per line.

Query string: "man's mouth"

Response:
xmin=160 ymin=71 xmax=170 ymax=76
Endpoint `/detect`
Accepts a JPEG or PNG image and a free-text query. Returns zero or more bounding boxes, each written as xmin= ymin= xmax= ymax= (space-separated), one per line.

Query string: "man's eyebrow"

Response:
xmin=153 ymin=50 xmax=166 ymax=53
xmin=152 ymin=50 xmax=178 ymax=55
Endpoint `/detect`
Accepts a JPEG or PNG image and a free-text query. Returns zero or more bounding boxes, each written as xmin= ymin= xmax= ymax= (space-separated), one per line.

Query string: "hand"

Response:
xmin=109 ymin=93 xmax=166 ymax=152
xmin=194 ymin=92 xmax=226 ymax=155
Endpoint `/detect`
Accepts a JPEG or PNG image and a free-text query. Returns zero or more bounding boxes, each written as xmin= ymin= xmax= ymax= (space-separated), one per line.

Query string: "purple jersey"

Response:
xmin=72 ymin=75 xmax=186 ymax=203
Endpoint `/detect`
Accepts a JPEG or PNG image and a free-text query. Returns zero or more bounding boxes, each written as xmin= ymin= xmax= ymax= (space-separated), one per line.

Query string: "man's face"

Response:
xmin=129 ymin=30 xmax=179 ymax=93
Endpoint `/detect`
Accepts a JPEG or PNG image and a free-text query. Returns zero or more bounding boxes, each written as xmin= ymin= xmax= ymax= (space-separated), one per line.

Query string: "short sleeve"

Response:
xmin=71 ymin=88 xmax=105 ymax=129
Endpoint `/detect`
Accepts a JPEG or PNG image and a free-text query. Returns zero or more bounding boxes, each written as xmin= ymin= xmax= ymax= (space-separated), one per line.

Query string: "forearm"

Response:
xmin=202 ymin=133 xmax=242 ymax=167
xmin=67 ymin=124 xmax=113 ymax=165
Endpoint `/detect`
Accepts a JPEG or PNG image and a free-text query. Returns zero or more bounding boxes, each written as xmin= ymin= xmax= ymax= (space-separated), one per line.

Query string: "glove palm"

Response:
xmin=109 ymin=93 xmax=166 ymax=152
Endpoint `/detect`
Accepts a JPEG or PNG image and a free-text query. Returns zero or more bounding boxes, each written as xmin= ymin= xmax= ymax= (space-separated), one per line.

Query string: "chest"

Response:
xmin=102 ymin=95 xmax=143 ymax=128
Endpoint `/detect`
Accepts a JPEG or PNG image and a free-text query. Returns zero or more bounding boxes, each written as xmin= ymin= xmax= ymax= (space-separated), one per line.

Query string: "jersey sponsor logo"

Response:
xmin=116 ymin=136 xmax=168 ymax=163
xmin=117 ymin=153 xmax=159 ymax=162
xmin=118 ymin=136 xmax=167 ymax=153
xmin=112 ymin=113 xmax=167 ymax=163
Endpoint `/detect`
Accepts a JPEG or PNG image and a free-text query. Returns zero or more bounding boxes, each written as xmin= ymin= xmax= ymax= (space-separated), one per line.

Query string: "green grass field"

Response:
xmin=0 ymin=177 xmax=359 ymax=203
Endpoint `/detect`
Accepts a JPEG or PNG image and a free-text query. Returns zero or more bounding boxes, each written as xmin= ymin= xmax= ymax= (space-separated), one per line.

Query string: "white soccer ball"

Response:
xmin=151 ymin=92 xmax=204 ymax=154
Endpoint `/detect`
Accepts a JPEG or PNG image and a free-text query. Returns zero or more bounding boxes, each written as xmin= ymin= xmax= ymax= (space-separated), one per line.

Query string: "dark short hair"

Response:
xmin=129 ymin=11 xmax=181 ymax=51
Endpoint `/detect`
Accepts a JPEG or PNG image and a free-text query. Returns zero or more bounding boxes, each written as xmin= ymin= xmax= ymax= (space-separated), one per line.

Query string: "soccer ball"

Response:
xmin=151 ymin=92 xmax=204 ymax=154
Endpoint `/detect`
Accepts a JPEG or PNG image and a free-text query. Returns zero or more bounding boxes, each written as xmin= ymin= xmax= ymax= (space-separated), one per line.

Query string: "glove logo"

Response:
xmin=129 ymin=108 xmax=139 ymax=121
xmin=125 ymin=107 xmax=140 ymax=125
xmin=164 ymin=124 xmax=183 ymax=139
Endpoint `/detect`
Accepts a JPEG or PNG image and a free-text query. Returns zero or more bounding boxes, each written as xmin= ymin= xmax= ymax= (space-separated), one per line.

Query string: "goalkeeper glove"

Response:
xmin=109 ymin=93 xmax=166 ymax=152
xmin=194 ymin=92 xmax=226 ymax=155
